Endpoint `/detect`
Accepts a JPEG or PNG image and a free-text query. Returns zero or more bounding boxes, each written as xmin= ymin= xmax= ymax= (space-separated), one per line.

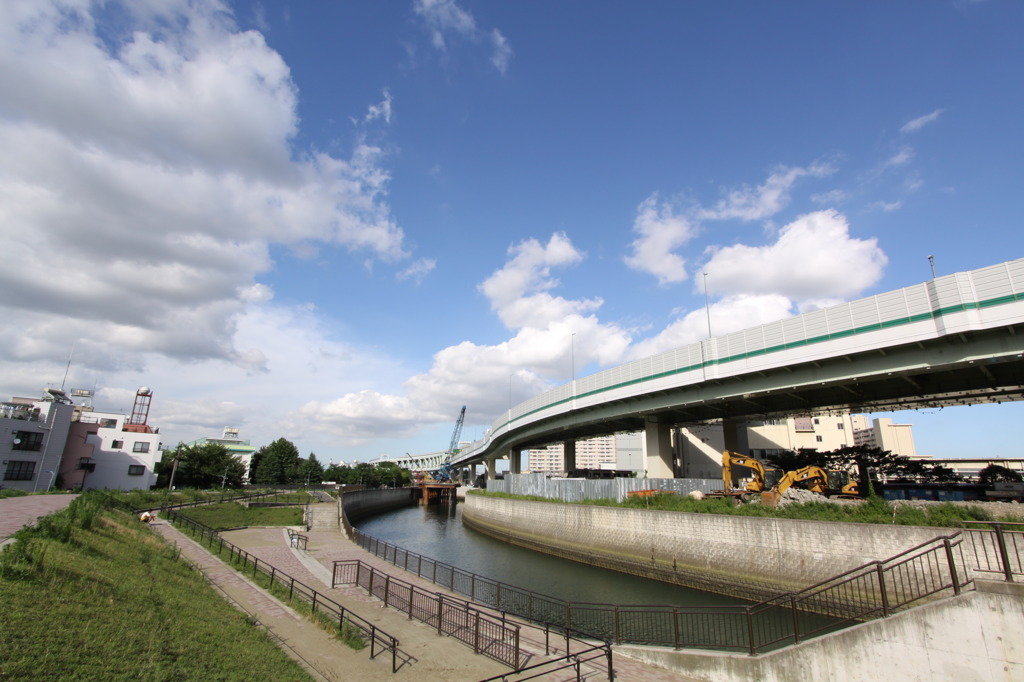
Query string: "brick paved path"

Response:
xmin=0 ymin=494 xmax=78 ymax=544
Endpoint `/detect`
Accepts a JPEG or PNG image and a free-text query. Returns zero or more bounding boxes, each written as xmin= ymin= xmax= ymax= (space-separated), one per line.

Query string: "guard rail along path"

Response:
xmin=163 ymin=506 xmax=403 ymax=673
xmin=351 ymin=522 xmax=1024 ymax=657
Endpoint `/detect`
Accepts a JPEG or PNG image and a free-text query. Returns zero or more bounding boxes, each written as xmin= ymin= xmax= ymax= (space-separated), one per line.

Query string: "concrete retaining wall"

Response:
xmin=462 ymin=493 xmax=950 ymax=600
xmin=340 ymin=488 xmax=417 ymax=522
xmin=617 ymin=582 xmax=1024 ymax=681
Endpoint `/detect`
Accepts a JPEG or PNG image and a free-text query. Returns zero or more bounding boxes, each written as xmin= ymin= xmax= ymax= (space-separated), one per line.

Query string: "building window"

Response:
xmin=112 ymin=440 xmax=124 ymax=449
xmin=132 ymin=442 xmax=150 ymax=453
xmin=12 ymin=431 xmax=43 ymax=451
xmin=794 ymin=417 xmax=814 ymax=432
xmin=4 ymin=460 xmax=35 ymax=481
xmin=815 ymin=435 xmax=824 ymax=442
xmin=128 ymin=465 xmax=145 ymax=476
xmin=837 ymin=423 xmax=844 ymax=430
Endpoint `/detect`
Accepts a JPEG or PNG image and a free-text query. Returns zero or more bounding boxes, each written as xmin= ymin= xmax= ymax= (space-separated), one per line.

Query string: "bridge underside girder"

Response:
xmin=457 ymin=323 xmax=1024 ymax=465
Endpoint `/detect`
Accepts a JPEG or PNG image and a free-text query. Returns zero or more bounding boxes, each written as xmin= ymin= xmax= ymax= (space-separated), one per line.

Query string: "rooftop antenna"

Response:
xmin=60 ymin=341 xmax=76 ymax=391
xmin=928 ymin=255 xmax=937 ymax=279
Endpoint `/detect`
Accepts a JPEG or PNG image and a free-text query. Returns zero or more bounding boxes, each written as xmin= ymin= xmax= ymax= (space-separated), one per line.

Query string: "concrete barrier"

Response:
xmin=616 ymin=582 xmax=1024 ymax=681
xmin=463 ymin=493 xmax=949 ymax=600
xmin=340 ymin=487 xmax=417 ymax=522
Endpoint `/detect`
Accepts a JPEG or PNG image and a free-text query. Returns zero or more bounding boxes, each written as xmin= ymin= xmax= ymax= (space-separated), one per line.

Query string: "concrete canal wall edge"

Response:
xmin=616 ymin=582 xmax=1024 ymax=682
xmin=461 ymin=493 xmax=950 ymax=600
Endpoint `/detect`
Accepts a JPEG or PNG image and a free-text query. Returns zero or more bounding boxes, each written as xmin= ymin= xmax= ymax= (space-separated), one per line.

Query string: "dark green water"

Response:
xmin=355 ymin=499 xmax=748 ymax=608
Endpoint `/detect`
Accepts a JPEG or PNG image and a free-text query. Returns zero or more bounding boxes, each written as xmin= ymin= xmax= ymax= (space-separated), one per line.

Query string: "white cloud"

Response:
xmin=628 ymin=294 xmax=795 ymax=360
xmin=364 ymin=88 xmax=394 ymax=124
xmin=900 ymin=109 xmax=944 ymax=134
xmin=702 ymin=209 xmax=888 ymax=304
xmin=293 ymin=233 xmax=633 ymax=443
xmin=490 ymin=29 xmax=514 ymax=75
xmin=624 ymin=195 xmax=697 ymax=285
xmin=869 ymin=200 xmax=903 ymax=213
xmin=811 ymin=189 xmax=848 ymax=206
xmin=884 ymin=146 xmax=914 ymax=168
xmin=0 ymin=0 xmax=411 ymax=377
xmin=700 ymin=162 xmax=836 ymax=222
xmin=479 ymin=233 xmax=593 ymax=329
xmin=413 ymin=0 xmax=513 ymax=74
xmin=397 ymin=258 xmax=437 ymax=283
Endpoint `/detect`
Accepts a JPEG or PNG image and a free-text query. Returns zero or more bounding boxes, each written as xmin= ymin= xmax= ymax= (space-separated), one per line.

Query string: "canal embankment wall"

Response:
xmin=339 ymin=487 xmax=417 ymax=523
xmin=616 ymin=581 xmax=1024 ymax=682
xmin=461 ymin=493 xmax=949 ymax=600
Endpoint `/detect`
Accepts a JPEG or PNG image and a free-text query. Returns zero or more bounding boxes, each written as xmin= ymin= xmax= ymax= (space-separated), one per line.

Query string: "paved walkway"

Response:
xmin=210 ymin=504 xmax=697 ymax=681
xmin=0 ymin=493 xmax=78 ymax=546
xmin=155 ymin=505 xmax=699 ymax=680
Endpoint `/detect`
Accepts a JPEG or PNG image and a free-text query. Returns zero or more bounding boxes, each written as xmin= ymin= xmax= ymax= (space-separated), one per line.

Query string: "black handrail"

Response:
xmin=164 ymin=507 xmax=403 ymax=673
xmin=353 ymin=526 xmax=976 ymax=656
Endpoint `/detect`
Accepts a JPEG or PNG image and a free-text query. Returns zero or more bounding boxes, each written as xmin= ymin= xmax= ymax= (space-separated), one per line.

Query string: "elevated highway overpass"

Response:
xmin=452 ymin=257 xmax=1024 ymax=477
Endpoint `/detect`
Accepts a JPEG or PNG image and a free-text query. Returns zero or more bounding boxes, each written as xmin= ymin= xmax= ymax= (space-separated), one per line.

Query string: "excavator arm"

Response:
xmin=722 ymin=451 xmax=781 ymax=493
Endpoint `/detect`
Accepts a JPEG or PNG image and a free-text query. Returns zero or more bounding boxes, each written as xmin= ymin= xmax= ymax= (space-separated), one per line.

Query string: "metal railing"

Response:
xmin=287 ymin=529 xmax=308 ymax=550
xmin=165 ymin=508 xmax=403 ymax=673
xmin=333 ymin=559 xmax=614 ymax=679
xmin=353 ymin=527 xmax=974 ymax=655
xmin=333 ymin=559 xmax=522 ymax=669
xmin=962 ymin=521 xmax=1024 ymax=582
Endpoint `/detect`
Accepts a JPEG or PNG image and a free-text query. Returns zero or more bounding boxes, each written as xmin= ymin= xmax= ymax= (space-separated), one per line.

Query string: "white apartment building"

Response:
xmin=185 ymin=427 xmax=257 ymax=483
xmin=58 ymin=388 xmax=163 ymax=491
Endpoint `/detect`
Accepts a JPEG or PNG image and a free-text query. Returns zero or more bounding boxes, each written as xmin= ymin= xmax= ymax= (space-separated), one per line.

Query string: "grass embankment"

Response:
xmin=0 ymin=493 xmax=311 ymax=680
xmin=473 ymin=489 xmax=1022 ymax=527
xmin=181 ymin=502 xmax=304 ymax=530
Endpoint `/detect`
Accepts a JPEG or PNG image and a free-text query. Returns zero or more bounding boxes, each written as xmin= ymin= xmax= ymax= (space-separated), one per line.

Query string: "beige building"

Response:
xmin=526 ymin=413 xmax=918 ymax=478
xmin=851 ymin=416 xmax=917 ymax=457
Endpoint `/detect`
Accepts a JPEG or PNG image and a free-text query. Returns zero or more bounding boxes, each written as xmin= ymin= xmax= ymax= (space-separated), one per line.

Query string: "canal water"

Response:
xmin=355 ymin=499 xmax=749 ymax=609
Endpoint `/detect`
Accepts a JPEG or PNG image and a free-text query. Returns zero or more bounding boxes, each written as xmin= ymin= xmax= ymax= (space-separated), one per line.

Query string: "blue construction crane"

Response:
xmin=433 ymin=405 xmax=466 ymax=483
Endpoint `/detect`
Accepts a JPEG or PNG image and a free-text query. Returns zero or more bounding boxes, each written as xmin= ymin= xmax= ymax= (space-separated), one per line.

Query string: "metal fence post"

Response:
xmin=944 ymin=538 xmax=962 ymax=595
xmin=876 ymin=563 xmax=890 ymax=617
xmin=790 ymin=595 xmax=801 ymax=643
xmin=746 ymin=607 xmax=756 ymax=656
xmin=473 ymin=610 xmax=481 ymax=654
xmin=995 ymin=524 xmax=1015 ymax=583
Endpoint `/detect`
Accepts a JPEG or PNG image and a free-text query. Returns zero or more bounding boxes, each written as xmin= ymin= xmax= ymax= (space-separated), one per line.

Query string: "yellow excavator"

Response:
xmin=721 ymin=451 xmax=783 ymax=495
xmin=761 ymin=465 xmax=830 ymax=506
xmin=722 ymin=451 xmax=859 ymax=505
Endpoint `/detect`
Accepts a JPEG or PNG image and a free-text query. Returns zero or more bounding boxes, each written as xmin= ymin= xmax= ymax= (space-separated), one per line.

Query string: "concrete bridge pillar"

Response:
xmin=486 ymin=456 xmax=497 ymax=480
xmin=562 ymin=440 xmax=577 ymax=473
xmin=722 ymin=417 xmax=750 ymax=454
xmin=508 ymin=449 xmax=521 ymax=474
xmin=645 ymin=419 xmax=674 ymax=478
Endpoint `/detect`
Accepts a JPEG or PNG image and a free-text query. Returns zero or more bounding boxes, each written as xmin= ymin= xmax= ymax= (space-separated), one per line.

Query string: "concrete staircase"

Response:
xmin=305 ymin=502 xmax=340 ymax=531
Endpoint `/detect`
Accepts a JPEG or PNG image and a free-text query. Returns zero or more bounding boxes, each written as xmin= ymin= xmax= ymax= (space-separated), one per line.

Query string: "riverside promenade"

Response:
xmin=153 ymin=503 xmax=694 ymax=681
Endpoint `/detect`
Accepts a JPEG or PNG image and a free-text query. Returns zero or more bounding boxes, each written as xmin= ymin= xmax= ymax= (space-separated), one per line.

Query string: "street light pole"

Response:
xmin=703 ymin=272 xmax=712 ymax=338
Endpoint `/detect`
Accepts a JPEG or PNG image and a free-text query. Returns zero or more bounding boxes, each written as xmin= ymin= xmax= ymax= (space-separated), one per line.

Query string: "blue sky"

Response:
xmin=2 ymin=0 xmax=1022 ymax=463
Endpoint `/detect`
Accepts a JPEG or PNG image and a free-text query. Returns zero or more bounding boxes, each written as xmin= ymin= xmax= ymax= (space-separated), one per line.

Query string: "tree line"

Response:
xmin=154 ymin=437 xmax=412 ymax=489
xmin=763 ymin=445 xmax=1021 ymax=490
